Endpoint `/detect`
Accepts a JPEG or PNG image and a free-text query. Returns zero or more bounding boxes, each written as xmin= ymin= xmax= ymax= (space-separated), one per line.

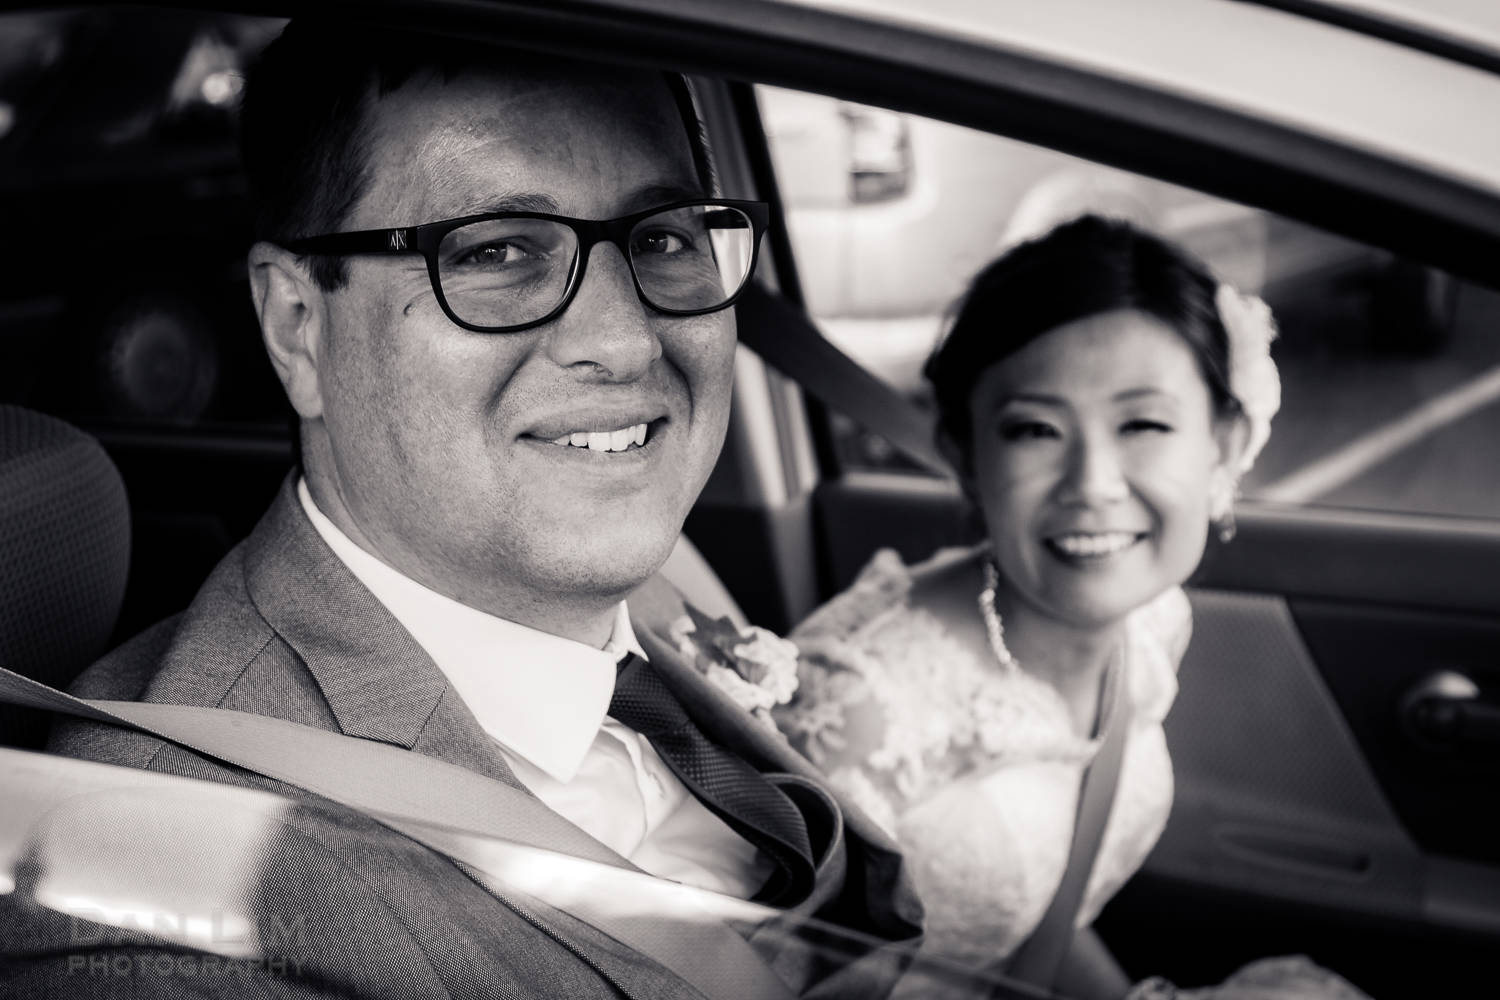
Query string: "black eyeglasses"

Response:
xmin=282 ymin=199 xmax=770 ymax=334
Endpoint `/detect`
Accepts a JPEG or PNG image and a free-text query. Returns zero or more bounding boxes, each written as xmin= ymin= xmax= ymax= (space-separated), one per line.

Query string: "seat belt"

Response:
xmin=1004 ymin=652 xmax=1132 ymax=993
xmin=0 ymin=665 xmax=798 ymax=1000
xmin=734 ymin=282 xmax=949 ymax=477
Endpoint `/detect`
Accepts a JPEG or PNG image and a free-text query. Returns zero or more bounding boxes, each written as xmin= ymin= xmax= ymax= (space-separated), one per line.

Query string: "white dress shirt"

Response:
xmin=297 ymin=479 xmax=772 ymax=898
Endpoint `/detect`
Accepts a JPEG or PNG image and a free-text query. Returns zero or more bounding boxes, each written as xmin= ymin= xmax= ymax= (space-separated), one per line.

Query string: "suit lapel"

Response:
xmin=231 ymin=479 xmax=827 ymax=996
xmin=239 ymin=476 xmax=651 ymax=876
xmin=627 ymin=575 xmax=847 ymax=791
xmin=241 ymin=475 xmax=520 ymax=789
xmin=635 ymin=616 xmax=923 ymax=943
xmin=635 ymin=625 xmax=816 ymax=780
xmin=240 ymin=475 xmax=919 ymax=946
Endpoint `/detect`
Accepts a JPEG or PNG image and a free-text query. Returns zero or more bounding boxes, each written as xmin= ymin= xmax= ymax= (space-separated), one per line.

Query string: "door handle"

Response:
xmin=1400 ymin=670 xmax=1500 ymax=752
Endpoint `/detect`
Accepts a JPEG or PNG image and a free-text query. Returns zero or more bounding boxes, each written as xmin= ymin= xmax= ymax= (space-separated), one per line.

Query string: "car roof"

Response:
xmin=1266 ymin=0 xmax=1500 ymax=66
xmin=781 ymin=0 xmax=1500 ymax=196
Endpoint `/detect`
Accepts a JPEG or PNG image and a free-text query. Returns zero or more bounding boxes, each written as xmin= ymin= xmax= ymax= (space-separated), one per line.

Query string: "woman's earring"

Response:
xmin=1209 ymin=475 xmax=1238 ymax=543
xmin=1214 ymin=506 xmax=1237 ymax=543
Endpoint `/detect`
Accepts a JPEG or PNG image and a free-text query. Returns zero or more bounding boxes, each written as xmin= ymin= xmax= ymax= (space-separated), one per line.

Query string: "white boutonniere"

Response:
xmin=669 ymin=605 xmax=800 ymax=730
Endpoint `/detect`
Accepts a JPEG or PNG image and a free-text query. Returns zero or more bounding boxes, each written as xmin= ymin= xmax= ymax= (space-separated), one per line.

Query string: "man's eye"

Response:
xmin=999 ymin=421 xmax=1059 ymax=442
xmin=1121 ymin=419 xmax=1173 ymax=435
xmin=632 ymin=229 xmax=692 ymax=255
xmin=454 ymin=241 xmax=533 ymax=267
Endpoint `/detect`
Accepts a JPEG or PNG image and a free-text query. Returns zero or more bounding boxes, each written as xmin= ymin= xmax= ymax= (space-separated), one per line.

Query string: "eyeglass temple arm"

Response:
xmin=283 ymin=227 xmax=415 ymax=256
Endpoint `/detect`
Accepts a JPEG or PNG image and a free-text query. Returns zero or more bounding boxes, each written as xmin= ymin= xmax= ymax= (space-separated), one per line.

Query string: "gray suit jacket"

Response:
xmin=12 ymin=475 xmax=921 ymax=999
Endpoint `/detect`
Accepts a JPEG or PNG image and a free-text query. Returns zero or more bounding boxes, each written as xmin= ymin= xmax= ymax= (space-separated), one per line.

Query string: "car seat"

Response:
xmin=0 ymin=406 xmax=131 ymax=749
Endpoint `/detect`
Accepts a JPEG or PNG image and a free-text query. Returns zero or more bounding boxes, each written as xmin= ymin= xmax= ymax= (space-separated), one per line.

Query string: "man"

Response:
xmin=18 ymin=17 xmax=921 ymax=1000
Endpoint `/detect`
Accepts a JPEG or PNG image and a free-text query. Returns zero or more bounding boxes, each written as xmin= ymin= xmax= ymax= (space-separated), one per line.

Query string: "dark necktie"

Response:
xmin=609 ymin=652 xmax=815 ymax=906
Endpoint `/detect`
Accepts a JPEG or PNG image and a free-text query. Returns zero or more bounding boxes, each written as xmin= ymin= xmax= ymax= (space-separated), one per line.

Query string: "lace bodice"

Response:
xmin=775 ymin=546 xmax=1190 ymax=965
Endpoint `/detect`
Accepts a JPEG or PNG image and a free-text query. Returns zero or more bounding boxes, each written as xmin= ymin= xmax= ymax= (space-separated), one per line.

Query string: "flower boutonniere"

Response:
xmin=669 ymin=604 xmax=800 ymax=729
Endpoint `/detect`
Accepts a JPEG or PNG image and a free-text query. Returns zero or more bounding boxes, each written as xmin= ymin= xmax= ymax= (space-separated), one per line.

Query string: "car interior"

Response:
xmin=4 ymin=3 xmax=1500 ymax=997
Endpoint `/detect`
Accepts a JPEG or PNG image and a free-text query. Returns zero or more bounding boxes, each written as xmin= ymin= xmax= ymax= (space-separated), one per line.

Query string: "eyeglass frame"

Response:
xmin=280 ymin=198 xmax=771 ymax=334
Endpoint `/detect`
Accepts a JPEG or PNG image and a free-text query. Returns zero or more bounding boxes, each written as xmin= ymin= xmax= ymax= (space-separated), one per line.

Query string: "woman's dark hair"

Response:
xmin=924 ymin=214 xmax=1240 ymax=472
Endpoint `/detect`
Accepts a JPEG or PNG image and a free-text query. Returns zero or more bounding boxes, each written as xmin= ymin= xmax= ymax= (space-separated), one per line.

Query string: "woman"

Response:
xmin=773 ymin=215 xmax=1288 ymax=992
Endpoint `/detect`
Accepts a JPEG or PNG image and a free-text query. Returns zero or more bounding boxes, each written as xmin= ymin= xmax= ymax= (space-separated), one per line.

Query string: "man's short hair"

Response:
xmin=240 ymin=19 xmax=716 ymax=291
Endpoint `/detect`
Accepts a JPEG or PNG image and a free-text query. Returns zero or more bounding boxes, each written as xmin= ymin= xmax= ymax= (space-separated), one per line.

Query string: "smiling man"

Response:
xmin=260 ymin=66 xmax=739 ymax=646
xmin=38 ymin=17 xmax=919 ymax=1000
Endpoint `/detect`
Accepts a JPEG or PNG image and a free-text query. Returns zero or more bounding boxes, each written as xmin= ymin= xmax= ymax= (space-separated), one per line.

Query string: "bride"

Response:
xmin=773 ymin=216 xmax=1363 ymax=998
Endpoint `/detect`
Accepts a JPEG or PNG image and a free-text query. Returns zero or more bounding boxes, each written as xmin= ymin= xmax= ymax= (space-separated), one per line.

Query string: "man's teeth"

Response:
xmin=1051 ymin=533 xmax=1138 ymax=557
xmin=549 ymin=423 xmax=648 ymax=452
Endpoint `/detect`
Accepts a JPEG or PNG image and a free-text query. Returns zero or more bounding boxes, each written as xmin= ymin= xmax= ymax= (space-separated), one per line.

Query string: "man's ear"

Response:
xmin=248 ymin=241 xmax=326 ymax=419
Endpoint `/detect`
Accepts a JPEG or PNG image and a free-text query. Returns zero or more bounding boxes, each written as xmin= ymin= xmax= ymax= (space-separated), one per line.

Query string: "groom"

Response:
xmin=35 ymin=17 xmax=921 ymax=1000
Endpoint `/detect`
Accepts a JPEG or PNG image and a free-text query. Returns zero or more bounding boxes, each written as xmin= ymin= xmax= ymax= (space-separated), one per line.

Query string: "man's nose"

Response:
xmin=1057 ymin=431 xmax=1129 ymax=506
xmin=544 ymin=242 xmax=663 ymax=380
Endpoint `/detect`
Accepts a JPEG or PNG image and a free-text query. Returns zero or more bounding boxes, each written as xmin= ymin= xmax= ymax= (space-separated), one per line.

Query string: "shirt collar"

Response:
xmin=297 ymin=477 xmax=639 ymax=782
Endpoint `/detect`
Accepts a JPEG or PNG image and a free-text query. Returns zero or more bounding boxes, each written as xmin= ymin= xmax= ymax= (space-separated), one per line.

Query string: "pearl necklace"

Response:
xmin=978 ymin=558 xmax=1017 ymax=670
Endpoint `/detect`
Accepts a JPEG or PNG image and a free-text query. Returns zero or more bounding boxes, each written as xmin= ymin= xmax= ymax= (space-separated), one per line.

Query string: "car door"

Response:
xmin=689 ymin=4 xmax=1500 ymax=996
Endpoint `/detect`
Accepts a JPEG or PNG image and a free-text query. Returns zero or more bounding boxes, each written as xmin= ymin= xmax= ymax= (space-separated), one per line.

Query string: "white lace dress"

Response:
xmin=774 ymin=546 xmax=1190 ymax=966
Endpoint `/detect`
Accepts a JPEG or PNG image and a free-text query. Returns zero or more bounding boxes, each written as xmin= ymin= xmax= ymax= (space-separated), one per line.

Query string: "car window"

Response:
xmin=760 ymin=86 xmax=1500 ymax=522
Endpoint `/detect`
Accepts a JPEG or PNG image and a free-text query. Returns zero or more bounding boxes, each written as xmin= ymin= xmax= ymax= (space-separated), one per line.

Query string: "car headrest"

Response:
xmin=0 ymin=406 xmax=130 ymax=749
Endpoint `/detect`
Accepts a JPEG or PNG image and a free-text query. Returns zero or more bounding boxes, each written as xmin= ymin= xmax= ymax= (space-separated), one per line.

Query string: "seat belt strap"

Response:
xmin=1005 ymin=652 xmax=1132 ymax=992
xmin=734 ymin=283 xmax=949 ymax=477
xmin=0 ymin=665 xmax=798 ymax=1000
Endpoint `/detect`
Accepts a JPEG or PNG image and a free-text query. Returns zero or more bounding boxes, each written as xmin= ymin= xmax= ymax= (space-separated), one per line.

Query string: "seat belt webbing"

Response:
xmin=0 ymin=665 xmax=797 ymax=1000
xmin=1005 ymin=652 xmax=1132 ymax=992
xmin=734 ymin=283 xmax=948 ymax=477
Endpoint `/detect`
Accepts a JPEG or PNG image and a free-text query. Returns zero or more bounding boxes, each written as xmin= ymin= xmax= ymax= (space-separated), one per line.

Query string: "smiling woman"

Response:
xmin=773 ymin=215 xmax=1293 ymax=996
xmin=965 ymin=310 xmax=1231 ymax=630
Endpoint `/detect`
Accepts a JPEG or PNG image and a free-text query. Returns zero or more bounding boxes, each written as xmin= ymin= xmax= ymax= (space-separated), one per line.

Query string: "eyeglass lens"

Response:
xmin=435 ymin=204 xmax=756 ymax=329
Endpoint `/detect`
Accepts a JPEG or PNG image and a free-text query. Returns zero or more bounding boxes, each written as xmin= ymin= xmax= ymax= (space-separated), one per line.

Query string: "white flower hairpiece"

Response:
xmin=1216 ymin=283 xmax=1281 ymax=477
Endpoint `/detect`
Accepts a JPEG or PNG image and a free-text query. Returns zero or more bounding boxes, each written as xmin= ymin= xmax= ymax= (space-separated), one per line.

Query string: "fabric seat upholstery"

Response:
xmin=0 ymin=405 xmax=130 ymax=749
